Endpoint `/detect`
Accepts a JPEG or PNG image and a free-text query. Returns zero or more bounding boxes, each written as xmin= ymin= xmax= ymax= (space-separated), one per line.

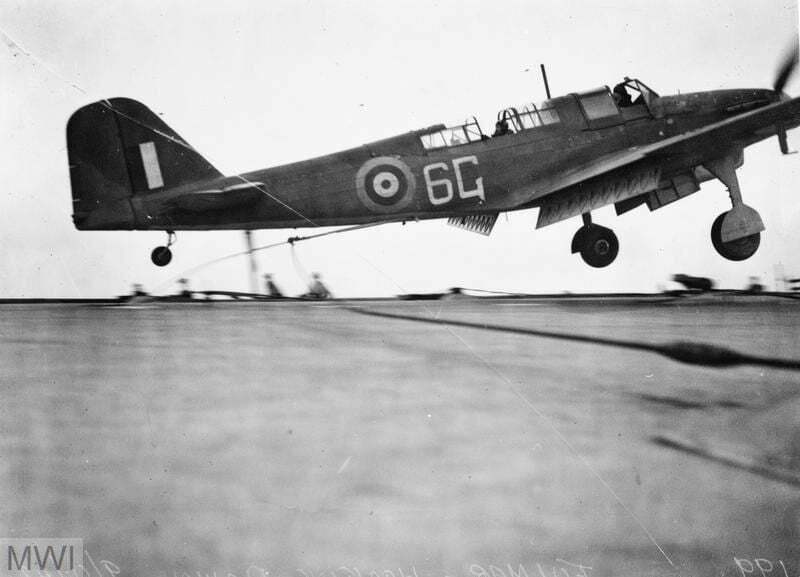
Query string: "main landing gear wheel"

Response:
xmin=711 ymin=212 xmax=760 ymax=261
xmin=151 ymin=231 xmax=176 ymax=267
xmin=703 ymin=155 xmax=764 ymax=262
xmin=573 ymin=224 xmax=619 ymax=268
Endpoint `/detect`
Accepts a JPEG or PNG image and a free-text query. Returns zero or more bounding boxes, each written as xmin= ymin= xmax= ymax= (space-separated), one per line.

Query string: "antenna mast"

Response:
xmin=540 ymin=64 xmax=551 ymax=99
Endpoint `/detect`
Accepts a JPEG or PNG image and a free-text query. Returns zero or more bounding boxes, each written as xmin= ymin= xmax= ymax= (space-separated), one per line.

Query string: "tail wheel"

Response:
xmin=579 ymin=225 xmax=619 ymax=268
xmin=711 ymin=213 xmax=760 ymax=261
xmin=151 ymin=246 xmax=173 ymax=267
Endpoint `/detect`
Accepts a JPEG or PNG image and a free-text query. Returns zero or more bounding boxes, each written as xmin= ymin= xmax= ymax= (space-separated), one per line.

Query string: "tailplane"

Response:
xmin=67 ymin=97 xmax=222 ymax=229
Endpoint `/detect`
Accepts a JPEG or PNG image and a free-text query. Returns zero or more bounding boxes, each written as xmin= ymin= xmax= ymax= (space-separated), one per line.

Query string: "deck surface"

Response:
xmin=1 ymin=296 xmax=799 ymax=577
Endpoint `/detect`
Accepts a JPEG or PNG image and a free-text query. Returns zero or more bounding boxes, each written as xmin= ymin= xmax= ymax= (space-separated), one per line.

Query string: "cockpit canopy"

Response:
xmin=418 ymin=78 xmax=659 ymax=150
xmin=496 ymin=101 xmax=561 ymax=134
xmin=612 ymin=77 xmax=658 ymax=108
xmin=577 ymin=79 xmax=659 ymax=121
xmin=420 ymin=117 xmax=485 ymax=150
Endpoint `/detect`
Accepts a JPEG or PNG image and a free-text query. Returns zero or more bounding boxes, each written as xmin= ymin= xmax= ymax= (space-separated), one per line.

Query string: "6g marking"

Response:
xmin=423 ymin=156 xmax=485 ymax=206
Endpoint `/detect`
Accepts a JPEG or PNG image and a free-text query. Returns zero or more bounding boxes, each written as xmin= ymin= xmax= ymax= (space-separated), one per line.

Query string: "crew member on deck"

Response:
xmin=177 ymin=278 xmax=192 ymax=299
xmin=304 ymin=272 xmax=332 ymax=299
xmin=264 ymin=273 xmax=284 ymax=298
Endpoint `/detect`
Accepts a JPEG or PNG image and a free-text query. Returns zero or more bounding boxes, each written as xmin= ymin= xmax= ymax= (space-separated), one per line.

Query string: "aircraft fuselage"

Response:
xmin=76 ymin=87 xmax=781 ymax=232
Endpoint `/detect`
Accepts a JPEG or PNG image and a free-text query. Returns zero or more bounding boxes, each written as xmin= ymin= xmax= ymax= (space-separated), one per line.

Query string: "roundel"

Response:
xmin=355 ymin=157 xmax=416 ymax=213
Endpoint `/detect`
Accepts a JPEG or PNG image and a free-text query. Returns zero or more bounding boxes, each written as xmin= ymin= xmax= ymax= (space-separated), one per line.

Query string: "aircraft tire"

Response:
xmin=579 ymin=225 xmax=618 ymax=268
xmin=571 ymin=226 xmax=587 ymax=254
xmin=710 ymin=213 xmax=760 ymax=261
xmin=151 ymin=246 xmax=173 ymax=267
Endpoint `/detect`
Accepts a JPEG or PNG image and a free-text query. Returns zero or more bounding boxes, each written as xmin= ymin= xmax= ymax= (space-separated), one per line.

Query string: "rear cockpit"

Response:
xmin=419 ymin=118 xmax=487 ymax=150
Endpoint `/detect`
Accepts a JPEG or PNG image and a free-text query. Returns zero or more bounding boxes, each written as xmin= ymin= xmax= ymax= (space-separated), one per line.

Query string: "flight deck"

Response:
xmin=1 ymin=295 xmax=798 ymax=577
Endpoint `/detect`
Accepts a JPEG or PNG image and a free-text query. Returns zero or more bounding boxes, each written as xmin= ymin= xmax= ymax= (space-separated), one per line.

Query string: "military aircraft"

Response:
xmin=67 ymin=47 xmax=799 ymax=268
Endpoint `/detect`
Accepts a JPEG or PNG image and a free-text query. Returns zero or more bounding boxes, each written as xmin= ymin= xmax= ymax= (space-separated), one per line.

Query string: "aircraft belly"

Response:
xmin=535 ymin=164 xmax=662 ymax=228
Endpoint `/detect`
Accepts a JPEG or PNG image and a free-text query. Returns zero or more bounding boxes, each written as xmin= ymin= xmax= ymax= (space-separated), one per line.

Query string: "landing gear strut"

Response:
xmin=151 ymin=231 xmax=176 ymax=267
xmin=572 ymin=213 xmax=619 ymax=268
xmin=704 ymin=154 xmax=764 ymax=262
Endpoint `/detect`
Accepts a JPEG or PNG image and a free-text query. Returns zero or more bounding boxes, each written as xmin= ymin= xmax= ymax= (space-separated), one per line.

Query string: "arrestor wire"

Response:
xmin=150 ymin=221 xmax=393 ymax=293
xmin=290 ymin=244 xmax=311 ymax=288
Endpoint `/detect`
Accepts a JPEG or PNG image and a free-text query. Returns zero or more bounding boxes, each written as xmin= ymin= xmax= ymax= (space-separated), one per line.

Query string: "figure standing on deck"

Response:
xmin=263 ymin=273 xmax=284 ymax=298
xmin=177 ymin=278 xmax=192 ymax=298
xmin=303 ymin=272 xmax=332 ymax=299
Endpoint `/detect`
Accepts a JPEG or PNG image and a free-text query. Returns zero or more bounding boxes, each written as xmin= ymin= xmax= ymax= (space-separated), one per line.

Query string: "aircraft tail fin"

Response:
xmin=67 ymin=97 xmax=222 ymax=229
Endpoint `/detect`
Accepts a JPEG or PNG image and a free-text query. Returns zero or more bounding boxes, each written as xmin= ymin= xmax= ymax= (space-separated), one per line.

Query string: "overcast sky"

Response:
xmin=0 ymin=0 xmax=798 ymax=297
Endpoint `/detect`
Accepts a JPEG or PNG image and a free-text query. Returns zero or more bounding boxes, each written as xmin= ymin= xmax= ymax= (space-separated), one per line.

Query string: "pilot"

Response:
xmin=304 ymin=272 xmax=332 ymax=299
xmin=264 ymin=273 xmax=284 ymax=298
xmin=613 ymin=82 xmax=633 ymax=107
xmin=493 ymin=119 xmax=513 ymax=137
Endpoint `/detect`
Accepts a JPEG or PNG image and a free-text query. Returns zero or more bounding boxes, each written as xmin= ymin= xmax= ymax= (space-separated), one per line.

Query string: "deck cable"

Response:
xmin=150 ymin=221 xmax=393 ymax=293
xmin=346 ymin=306 xmax=800 ymax=371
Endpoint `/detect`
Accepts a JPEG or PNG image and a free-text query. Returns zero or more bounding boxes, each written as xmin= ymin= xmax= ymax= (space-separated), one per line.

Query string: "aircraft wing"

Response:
xmin=640 ymin=95 xmax=800 ymax=159
xmin=516 ymin=96 xmax=800 ymax=227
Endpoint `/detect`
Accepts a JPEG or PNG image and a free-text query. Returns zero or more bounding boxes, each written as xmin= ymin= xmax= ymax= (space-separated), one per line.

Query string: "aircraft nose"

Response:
xmin=720 ymin=89 xmax=775 ymax=113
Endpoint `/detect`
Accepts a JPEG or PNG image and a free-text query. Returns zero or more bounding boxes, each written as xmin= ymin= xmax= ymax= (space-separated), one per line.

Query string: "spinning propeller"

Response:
xmin=773 ymin=42 xmax=799 ymax=96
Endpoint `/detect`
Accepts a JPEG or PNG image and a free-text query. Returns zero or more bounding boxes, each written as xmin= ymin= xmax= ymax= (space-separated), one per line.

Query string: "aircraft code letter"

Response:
xmin=453 ymin=155 xmax=484 ymax=201
xmin=423 ymin=162 xmax=454 ymax=205
xmin=423 ymin=156 xmax=484 ymax=206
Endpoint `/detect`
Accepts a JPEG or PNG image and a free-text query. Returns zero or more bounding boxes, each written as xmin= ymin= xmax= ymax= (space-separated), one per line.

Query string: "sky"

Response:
xmin=0 ymin=0 xmax=798 ymax=298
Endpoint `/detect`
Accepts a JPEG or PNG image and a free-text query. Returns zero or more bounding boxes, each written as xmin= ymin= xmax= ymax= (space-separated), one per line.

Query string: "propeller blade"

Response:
xmin=774 ymin=42 xmax=799 ymax=93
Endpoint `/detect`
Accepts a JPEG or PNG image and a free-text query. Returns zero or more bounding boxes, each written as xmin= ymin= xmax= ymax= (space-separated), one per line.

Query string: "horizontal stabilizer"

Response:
xmin=170 ymin=181 xmax=265 ymax=212
xmin=447 ymin=213 xmax=499 ymax=236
